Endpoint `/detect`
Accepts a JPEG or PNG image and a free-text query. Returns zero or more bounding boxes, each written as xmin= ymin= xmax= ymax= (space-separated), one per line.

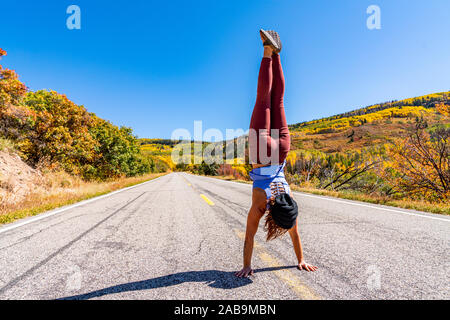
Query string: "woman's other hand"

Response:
xmin=235 ymin=266 xmax=254 ymax=278
xmin=298 ymin=260 xmax=318 ymax=272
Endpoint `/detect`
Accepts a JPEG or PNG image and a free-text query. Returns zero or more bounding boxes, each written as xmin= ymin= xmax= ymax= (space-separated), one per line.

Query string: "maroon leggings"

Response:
xmin=249 ymin=54 xmax=290 ymax=165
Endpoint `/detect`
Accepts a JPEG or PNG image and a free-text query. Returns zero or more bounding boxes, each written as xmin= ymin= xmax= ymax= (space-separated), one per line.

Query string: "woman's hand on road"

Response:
xmin=298 ymin=261 xmax=318 ymax=272
xmin=235 ymin=266 xmax=254 ymax=278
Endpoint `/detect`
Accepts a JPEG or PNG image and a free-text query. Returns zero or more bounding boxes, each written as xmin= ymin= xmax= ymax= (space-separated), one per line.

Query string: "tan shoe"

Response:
xmin=260 ymin=29 xmax=282 ymax=53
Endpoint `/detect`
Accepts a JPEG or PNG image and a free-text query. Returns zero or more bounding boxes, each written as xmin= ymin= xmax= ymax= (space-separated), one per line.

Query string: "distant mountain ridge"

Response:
xmin=290 ymin=91 xmax=449 ymax=131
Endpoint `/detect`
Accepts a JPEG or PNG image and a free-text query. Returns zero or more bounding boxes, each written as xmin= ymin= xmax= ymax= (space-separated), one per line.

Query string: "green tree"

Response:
xmin=88 ymin=117 xmax=149 ymax=179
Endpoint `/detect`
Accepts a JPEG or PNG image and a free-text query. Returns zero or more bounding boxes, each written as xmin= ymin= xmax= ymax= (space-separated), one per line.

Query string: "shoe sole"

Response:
xmin=260 ymin=29 xmax=280 ymax=53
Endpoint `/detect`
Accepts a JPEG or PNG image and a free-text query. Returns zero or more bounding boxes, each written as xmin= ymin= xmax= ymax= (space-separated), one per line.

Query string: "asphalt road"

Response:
xmin=0 ymin=172 xmax=448 ymax=300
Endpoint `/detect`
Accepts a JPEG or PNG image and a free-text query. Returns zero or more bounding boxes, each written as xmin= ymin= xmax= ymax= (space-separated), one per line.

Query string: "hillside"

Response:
xmin=288 ymin=92 xmax=449 ymax=153
xmin=0 ymin=147 xmax=44 ymax=206
xmin=139 ymin=139 xmax=178 ymax=172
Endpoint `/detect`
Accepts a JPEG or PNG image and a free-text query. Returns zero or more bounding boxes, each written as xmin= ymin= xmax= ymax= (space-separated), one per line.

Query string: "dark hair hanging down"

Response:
xmin=264 ymin=194 xmax=299 ymax=241
xmin=264 ymin=211 xmax=289 ymax=241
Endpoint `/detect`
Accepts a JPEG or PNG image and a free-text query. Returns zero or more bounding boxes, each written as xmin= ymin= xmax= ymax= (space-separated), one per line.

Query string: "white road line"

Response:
xmin=0 ymin=174 xmax=169 ymax=235
xmin=185 ymin=173 xmax=450 ymax=223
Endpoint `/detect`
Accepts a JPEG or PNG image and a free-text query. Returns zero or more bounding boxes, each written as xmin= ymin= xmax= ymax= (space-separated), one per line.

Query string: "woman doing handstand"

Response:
xmin=236 ymin=30 xmax=318 ymax=278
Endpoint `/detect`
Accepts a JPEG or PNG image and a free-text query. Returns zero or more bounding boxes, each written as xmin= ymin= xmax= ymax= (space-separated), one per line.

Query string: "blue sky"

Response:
xmin=1 ymin=0 xmax=449 ymax=139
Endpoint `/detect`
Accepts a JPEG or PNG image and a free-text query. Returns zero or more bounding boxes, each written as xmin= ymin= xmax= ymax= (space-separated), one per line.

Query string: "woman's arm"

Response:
xmin=235 ymin=190 xmax=266 ymax=277
xmin=288 ymin=221 xmax=318 ymax=272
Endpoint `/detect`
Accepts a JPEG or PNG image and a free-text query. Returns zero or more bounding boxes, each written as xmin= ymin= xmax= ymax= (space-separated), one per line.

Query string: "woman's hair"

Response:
xmin=264 ymin=210 xmax=289 ymax=241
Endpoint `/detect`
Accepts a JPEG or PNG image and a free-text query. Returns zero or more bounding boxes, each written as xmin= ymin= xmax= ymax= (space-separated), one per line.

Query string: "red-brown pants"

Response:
xmin=249 ymin=54 xmax=290 ymax=165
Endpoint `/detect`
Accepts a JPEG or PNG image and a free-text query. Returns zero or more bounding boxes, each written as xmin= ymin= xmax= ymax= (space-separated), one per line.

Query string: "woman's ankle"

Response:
xmin=263 ymin=46 xmax=273 ymax=58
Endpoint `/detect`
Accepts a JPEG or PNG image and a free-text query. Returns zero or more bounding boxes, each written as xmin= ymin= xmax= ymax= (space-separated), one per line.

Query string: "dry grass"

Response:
xmin=205 ymin=175 xmax=450 ymax=215
xmin=0 ymin=172 xmax=168 ymax=225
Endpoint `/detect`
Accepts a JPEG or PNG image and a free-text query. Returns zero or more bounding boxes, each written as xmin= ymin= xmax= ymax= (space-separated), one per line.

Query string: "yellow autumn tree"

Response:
xmin=0 ymin=48 xmax=27 ymax=106
xmin=436 ymin=103 xmax=449 ymax=116
xmin=385 ymin=119 xmax=449 ymax=202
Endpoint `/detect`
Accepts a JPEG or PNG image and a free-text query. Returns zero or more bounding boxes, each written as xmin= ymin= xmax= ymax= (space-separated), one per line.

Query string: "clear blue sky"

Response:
xmin=1 ymin=0 xmax=449 ymax=139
